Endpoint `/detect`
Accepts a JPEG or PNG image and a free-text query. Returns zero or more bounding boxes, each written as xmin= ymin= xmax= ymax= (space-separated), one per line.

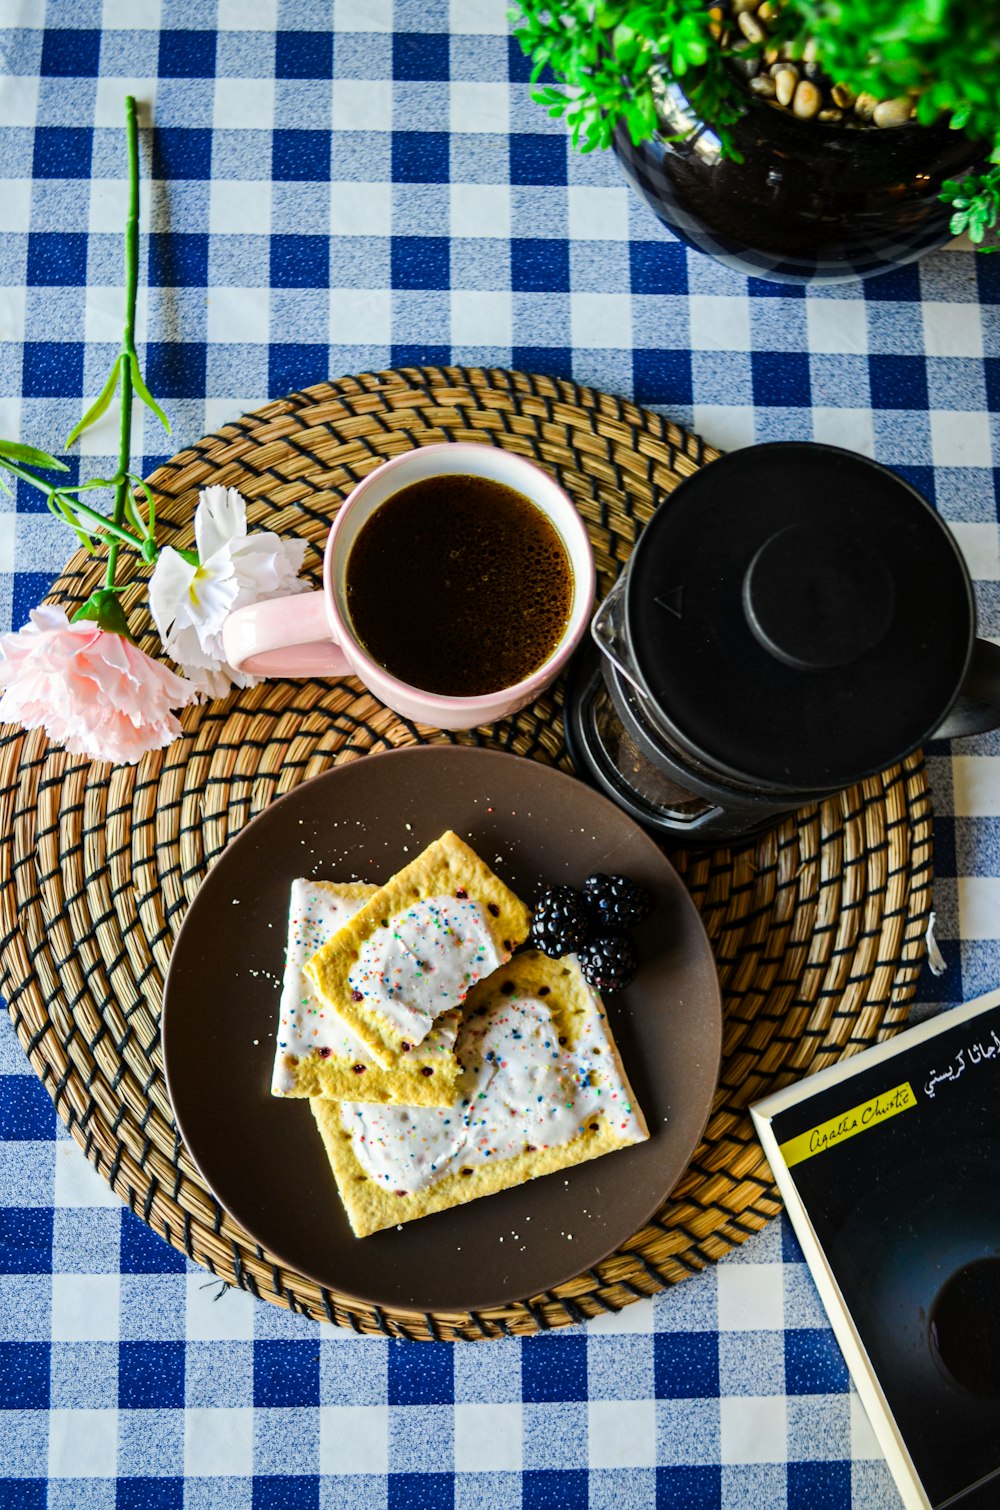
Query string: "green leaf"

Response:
xmin=122 ymin=487 xmax=144 ymax=535
xmin=71 ymin=587 xmax=133 ymax=639
xmin=65 ymin=359 xmax=121 ymax=449
xmin=52 ymin=476 xmax=122 ymax=495
xmin=125 ymin=472 xmax=157 ymax=541
xmin=129 ymin=357 xmax=171 ymax=435
xmin=0 ymin=440 xmax=70 ymax=472
xmin=960 ymin=79 xmax=988 ymax=107
xmin=48 ymin=493 xmax=99 ymax=555
xmin=916 ymin=93 xmax=938 ymax=126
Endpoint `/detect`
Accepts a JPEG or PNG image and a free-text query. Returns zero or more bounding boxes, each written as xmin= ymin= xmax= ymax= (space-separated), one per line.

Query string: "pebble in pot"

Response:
xmin=793 ymin=79 xmax=821 ymax=119
xmin=874 ymin=97 xmax=915 ymax=129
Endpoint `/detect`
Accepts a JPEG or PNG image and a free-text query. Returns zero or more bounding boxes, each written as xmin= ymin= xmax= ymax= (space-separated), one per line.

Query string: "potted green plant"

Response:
xmin=511 ymin=0 xmax=999 ymax=283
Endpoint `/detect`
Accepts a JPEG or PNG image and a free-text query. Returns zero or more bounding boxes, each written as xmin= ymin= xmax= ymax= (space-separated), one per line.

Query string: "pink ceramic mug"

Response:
xmin=222 ymin=443 xmax=596 ymax=730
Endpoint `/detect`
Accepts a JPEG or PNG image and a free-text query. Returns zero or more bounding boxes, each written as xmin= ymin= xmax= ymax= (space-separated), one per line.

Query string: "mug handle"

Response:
xmin=933 ymin=638 xmax=1000 ymax=739
xmin=222 ymin=591 xmax=352 ymax=678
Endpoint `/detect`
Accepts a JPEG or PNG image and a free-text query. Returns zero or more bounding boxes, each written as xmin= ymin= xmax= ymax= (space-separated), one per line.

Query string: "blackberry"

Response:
xmin=578 ymin=932 xmax=637 ymax=993
xmin=582 ymin=872 xmax=652 ymax=931
xmin=529 ymin=884 xmax=590 ymax=958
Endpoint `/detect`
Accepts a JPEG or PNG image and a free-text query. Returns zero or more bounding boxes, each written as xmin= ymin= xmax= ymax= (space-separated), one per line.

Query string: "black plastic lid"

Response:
xmin=625 ymin=444 xmax=974 ymax=791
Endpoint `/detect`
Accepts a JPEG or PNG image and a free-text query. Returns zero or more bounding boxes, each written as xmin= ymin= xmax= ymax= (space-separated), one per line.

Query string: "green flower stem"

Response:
xmin=0 ymin=460 xmax=145 ymax=550
xmin=0 ymin=94 xmax=167 ymax=641
xmin=106 ymin=95 xmax=140 ymax=592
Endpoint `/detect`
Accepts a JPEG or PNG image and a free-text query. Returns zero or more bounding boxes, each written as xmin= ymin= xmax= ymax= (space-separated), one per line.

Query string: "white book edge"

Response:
xmin=750 ymin=985 xmax=1000 ymax=1510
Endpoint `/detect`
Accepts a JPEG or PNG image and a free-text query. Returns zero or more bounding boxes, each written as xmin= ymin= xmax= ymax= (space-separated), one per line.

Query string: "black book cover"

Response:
xmin=755 ymin=994 xmax=1000 ymax=1509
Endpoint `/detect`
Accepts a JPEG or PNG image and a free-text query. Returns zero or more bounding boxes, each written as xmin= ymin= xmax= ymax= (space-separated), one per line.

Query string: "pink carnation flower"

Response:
xmin=0 ymin=605 xmax=197 ymax=766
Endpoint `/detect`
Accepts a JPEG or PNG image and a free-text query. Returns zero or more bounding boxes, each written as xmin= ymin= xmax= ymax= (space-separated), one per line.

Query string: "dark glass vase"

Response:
xmin=614 ymin=80 xmax=982 ymax=284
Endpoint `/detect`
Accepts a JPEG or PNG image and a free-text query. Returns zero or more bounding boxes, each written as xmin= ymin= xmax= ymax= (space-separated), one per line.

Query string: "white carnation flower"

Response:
xmin=149 ymin=485 xmax=307 ymax=698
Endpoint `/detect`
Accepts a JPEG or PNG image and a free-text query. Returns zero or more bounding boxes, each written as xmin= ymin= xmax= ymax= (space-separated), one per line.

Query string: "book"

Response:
xmin=751 ymin=988 xmax=1000 ymax=1510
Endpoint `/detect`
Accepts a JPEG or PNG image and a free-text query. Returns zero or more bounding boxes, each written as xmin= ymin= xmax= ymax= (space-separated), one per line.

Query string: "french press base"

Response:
xmin=564 ymin=642 xmax=810 ymax=844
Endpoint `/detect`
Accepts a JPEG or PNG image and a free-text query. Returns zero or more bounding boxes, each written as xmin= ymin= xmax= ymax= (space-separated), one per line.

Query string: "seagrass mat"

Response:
xmin=0 ymin=366 xmax=933 ymax=1341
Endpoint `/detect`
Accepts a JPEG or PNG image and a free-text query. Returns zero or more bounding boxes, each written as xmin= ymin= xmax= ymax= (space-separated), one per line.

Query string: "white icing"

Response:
xmin=347 ymin=894 xmax=504 ymax=1048
xmin=340 ymin=972 xmax=646 ymax=1194
xmin=272 ymin=879 xmax=458 ymax=1095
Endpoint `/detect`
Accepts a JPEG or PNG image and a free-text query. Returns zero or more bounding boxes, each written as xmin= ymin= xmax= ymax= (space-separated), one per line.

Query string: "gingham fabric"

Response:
xmin=0 ymin=0 xmax=997 ymax=1505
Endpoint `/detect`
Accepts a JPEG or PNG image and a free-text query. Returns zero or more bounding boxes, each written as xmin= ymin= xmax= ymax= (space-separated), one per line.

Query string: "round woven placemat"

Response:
xmin=0 ymin=366 xmax=932 ymax=1341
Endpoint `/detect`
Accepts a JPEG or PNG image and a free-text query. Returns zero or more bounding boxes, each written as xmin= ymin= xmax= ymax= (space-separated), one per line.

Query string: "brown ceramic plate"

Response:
xmin=162 ymin=745 xmax=721 ymax=1314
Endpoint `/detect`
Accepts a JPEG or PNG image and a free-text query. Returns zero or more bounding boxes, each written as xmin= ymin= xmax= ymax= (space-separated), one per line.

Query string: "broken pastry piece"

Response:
xmin=273 ymin=879 xmax=460 ymax=1107
xmin=304 ymin=830 xmax=531 ymax=1071
xmin=311 ymin=949 xmax=649 ymax=1238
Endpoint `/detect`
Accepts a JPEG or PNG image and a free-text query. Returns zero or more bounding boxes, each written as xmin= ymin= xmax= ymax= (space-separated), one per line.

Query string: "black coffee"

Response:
xmin=345 ymin=474 xmax=573 ymax=697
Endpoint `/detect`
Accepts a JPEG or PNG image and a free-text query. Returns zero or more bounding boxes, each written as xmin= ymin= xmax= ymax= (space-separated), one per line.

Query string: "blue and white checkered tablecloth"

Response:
xmin=1 ymin=1 xmax=998 ymax=1505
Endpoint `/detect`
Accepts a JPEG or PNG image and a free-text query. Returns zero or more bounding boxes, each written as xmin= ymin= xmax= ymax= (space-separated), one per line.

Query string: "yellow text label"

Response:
xmin=778 ymin=1082 xmax=917 ymax=1169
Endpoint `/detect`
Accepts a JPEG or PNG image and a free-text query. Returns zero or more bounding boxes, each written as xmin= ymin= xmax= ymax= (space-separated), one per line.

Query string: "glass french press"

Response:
xmin=565 ymin=443 xmax=1000 ymax=843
